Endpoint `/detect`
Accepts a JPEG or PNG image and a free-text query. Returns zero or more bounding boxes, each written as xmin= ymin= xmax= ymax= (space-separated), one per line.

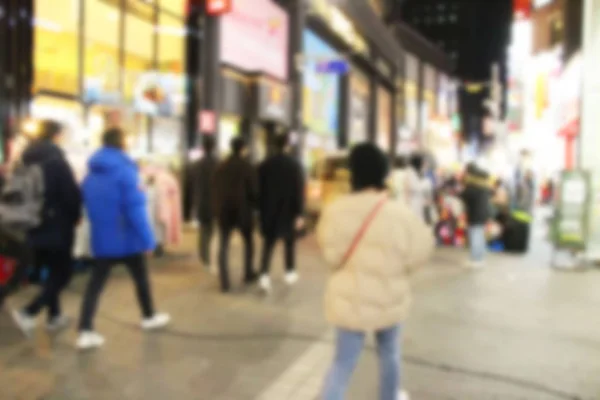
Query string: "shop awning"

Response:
xmin=337 ymin=0 xmax=404 ymax=69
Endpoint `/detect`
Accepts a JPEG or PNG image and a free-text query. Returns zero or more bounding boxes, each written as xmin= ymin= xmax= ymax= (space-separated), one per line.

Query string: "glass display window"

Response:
xmin=84 ymin=0 xmax=121 ymax=105
xmin=124 ymin=1 xmax=155 ymax=110
xmin=34 ymin=0 xmax=79 ymax=95
xmin=376 ymin=87 xmax=392 ymax=151
xmin=159 ymin=0 xmax=185 ymax=16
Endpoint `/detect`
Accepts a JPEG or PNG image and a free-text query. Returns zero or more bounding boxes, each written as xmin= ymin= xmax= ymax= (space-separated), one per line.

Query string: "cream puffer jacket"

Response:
xmin=317 ymin=192 xmax=434 ymax=332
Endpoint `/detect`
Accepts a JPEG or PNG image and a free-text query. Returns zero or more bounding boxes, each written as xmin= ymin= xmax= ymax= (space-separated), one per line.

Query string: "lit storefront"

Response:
xmin=376 ymin=86 xmax=392 ymax=152
xmin=215 ymin=0 xmax=290 ymax=161
xmin=302 ymin=29 xmax=341 ymax=168
xmin=33 ymin=0 xmax=187 ymax=162
xmin=399 ymin=52 xmax=419 ymax=154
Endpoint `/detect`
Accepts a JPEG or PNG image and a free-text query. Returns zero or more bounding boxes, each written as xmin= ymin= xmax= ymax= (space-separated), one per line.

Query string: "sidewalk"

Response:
xmin=1 ymin=234 xmax=599 ymax=400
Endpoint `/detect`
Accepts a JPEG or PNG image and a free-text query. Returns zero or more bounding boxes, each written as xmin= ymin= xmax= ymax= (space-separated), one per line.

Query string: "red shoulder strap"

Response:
xmin=338 ymin=197 xmax=387 ymax=268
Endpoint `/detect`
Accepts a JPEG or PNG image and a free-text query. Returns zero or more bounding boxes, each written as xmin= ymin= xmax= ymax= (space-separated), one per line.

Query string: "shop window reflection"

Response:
xmin=159 ymin=0 xmax=185 ymax=16
xmin=34 ymin=0 xmax=78 ymax=96
xmin=84 ymin=0 xmax=120 ymax=105
xmin=157 ymin=11 xmax=186 ymax=117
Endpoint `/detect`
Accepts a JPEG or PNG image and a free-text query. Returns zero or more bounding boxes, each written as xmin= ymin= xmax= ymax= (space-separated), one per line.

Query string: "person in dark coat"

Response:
xmin=193 ymin=135 xmax=219 ymax=273
xmin=212 ymin=137 xmax=257 ymax=292
xmin=257 ymin=133 xmax=305 ymax=293
xmin=460 ymin=163 xmax=492 ymax=268
xmin=11 ymin=120 xmax=82 ymax=336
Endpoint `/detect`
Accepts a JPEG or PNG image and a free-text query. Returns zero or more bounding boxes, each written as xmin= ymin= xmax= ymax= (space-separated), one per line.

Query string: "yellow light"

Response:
xmin=22 ymin=120 xmax=40 ymax=137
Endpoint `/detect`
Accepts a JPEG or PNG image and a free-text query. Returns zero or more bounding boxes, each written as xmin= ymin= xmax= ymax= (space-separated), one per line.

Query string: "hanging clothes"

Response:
xmin=155 ymin=168 xmax=183 ymax=247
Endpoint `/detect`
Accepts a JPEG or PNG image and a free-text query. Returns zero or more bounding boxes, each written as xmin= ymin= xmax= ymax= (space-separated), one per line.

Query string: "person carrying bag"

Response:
xmin=317 ymin=143 xmax=434 ymax=400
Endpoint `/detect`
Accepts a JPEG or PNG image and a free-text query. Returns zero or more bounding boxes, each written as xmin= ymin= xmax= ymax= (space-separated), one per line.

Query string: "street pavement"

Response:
xmin=1 ymin=230 xmax=600 ymax=400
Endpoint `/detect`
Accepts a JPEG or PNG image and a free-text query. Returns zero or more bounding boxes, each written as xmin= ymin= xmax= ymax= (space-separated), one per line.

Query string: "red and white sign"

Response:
xmin=206 ymin=0 xmax=232 ymax=16
xmin=220 ymin=0 xmax=289 ymax=81
xmin=198 ymin=110 xmax=216 ymax=133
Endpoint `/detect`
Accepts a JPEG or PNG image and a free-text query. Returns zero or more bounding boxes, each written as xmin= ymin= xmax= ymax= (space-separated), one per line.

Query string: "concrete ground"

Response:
xmin=1 ymin=231 xmax=599 ymax=400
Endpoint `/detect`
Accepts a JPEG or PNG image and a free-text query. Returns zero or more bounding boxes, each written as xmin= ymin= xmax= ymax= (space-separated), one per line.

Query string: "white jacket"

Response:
xmin=318 ymin=192 xmax=434 ymax=332
xmin=390 ymin=168 xmax=423 ymax=217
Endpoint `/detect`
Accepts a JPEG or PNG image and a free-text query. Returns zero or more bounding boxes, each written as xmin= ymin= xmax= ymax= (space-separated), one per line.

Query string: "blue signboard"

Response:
xmin=302 ymin=30 xmax=341 ymax=138
xmin=316 ymin=60 xmax=349 ymax=74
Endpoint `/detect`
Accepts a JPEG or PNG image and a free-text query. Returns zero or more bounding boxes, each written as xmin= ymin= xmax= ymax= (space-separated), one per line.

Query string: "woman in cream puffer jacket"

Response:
xmin=318 ymin=143 xmax=434 ymax=400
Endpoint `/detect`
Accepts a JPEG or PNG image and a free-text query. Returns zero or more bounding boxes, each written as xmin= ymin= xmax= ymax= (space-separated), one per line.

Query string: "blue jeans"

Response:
xmin=323 ymin=325 xmax=401 ymax=400
xmin=468 ymin=225 xmax=486 ymax=262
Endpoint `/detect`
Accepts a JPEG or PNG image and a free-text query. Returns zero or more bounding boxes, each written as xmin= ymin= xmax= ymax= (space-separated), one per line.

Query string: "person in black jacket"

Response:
xmin=11 ymin=120 xmax=82 ymax=336
xmin=460 ymin=163 xmax=492 ymax=269
xmin=212 ymin=137 xmax=257 ymax=292
xmin=257 ymin=133 xmax=305 ymax=293
xmin=194 ymin=135 xmax=219 ymax=273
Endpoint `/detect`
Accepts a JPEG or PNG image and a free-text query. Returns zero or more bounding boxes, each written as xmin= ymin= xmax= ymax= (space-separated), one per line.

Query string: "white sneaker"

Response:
xmin=284 ymin=271 xmax=299 ymax=285
xmin=46 ymin=315 xmax=71 ymax=332
xmin=399 ymin=390 xmax=410 ymax=400
xmin=259 ymin=275 xmax=272 ymax=293
xmin=11 ymin=310 xmax=36 ymax=337
xmin=141 ymin=313 xmax=171 ymax=331
xmin=76 ymin=331 xmax=105 ymax=351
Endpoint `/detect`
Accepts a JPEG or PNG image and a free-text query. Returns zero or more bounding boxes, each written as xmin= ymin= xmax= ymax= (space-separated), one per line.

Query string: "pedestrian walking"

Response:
xmin=193 ymin=135 xmax=219 ymax=274
xmin=9 ymin=120 xmax=82 ymax=336
xmin=77 ymin=128 xmax=170 ymax=351
xmin=212 ymin=137 xmax=257 ymax=292
xmin=317 ymin=143 xmax=434 ymax=400
xmin=257 ymin=133 xmax=305 ymax=293
xmin=460 ymin=162 xmax=492 ymax=269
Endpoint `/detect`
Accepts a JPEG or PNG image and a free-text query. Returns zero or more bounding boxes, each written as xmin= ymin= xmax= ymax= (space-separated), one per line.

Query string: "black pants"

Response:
xmin=198 ymin=221 xmax=213 ymax=266
xmin=23 ymin=249 xmax=73 ymax=321
xmin=0 ymin=234 xmax=31 ymax=307
xmin=78 ymin=254 xmax=154 ymax=331
xmin=218 ymin=224 xmax=254 ymax=292
xmin=260 ymin=232 xmax=296 ymax=275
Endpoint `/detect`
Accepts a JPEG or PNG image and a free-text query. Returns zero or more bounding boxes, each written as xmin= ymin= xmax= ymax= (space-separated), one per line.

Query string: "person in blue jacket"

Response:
xmin=76 ymin=128 xmax=170 ymax=351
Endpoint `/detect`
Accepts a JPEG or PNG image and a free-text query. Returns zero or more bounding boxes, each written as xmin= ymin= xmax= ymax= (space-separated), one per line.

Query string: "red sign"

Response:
xmin=198 ymin=110 xmax=216 ymax=133
xmin=513 ymin=0 xmax=531 ymax=19
xmin=206 ymin=0 xmax=232 ymax=16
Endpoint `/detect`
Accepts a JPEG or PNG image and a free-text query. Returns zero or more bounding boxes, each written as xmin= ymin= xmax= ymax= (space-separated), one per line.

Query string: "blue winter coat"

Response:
xmin=82 ymin=148 xmax=156 ymax=258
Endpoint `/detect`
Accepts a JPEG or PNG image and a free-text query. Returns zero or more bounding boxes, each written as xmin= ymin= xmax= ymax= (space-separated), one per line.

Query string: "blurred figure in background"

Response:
xmin=77 ymin=128 xmax=170 ymax=351
xmin=410 ymin=154 xmax=435 ymax=225
xmin=460 ymin=163 xmax=492 ymax=269
xmin=213 ymin=137 xmax=257 ymax=292
xmin=318 ymin=143 xmax=434 ymax=400
xmin=10 ymin=120 xmax=82 ymax=337
xmin=257 ymin=133 xmax=305 ymax=293
xmin=194 ymin=135 xmax=219 ymax=274
xmin=390 ymin=155 xmax=421 ymax=217
xmin=515 ymin=170 xmax=535 ymax=213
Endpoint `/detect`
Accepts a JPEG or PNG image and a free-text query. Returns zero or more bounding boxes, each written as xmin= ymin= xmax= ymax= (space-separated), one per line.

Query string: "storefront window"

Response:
xmin=124 ymin=1 xmax=155 ymax=111
xmin=159 ymin=0 xmax=185 ymax=16
xmin=34 ymin=0 xmax=79 ymax=95
xmin=348 ymin=71 xmax=369 ymax=145
xmin=376 ymin=87 xmax=392 ymax=151
xmin=157 ymin=11 xmax=186 ymax=117
xmin=84 ymin=0 xmax=121 ymax=106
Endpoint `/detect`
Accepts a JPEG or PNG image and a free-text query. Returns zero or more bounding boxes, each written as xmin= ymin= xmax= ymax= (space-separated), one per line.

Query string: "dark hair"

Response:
xmin=38 ymin=120 xmax=63 ymax=141
xmin=202 ymin=135 xmax=216 ymax=155
xmin=231 ymin=137 xmax=246 ymax=156
xmin=349 ymin=143 xmax=389 ymax=192
xmin=409 ymin=153 xmax=424 ymax=172
xmin=395 ymin=155 xmax=409 ymax=169
xmin=273 ymin=133 xmax=289 ymax=152
xmin=102 ymin=128 xmax=125 ymax=149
